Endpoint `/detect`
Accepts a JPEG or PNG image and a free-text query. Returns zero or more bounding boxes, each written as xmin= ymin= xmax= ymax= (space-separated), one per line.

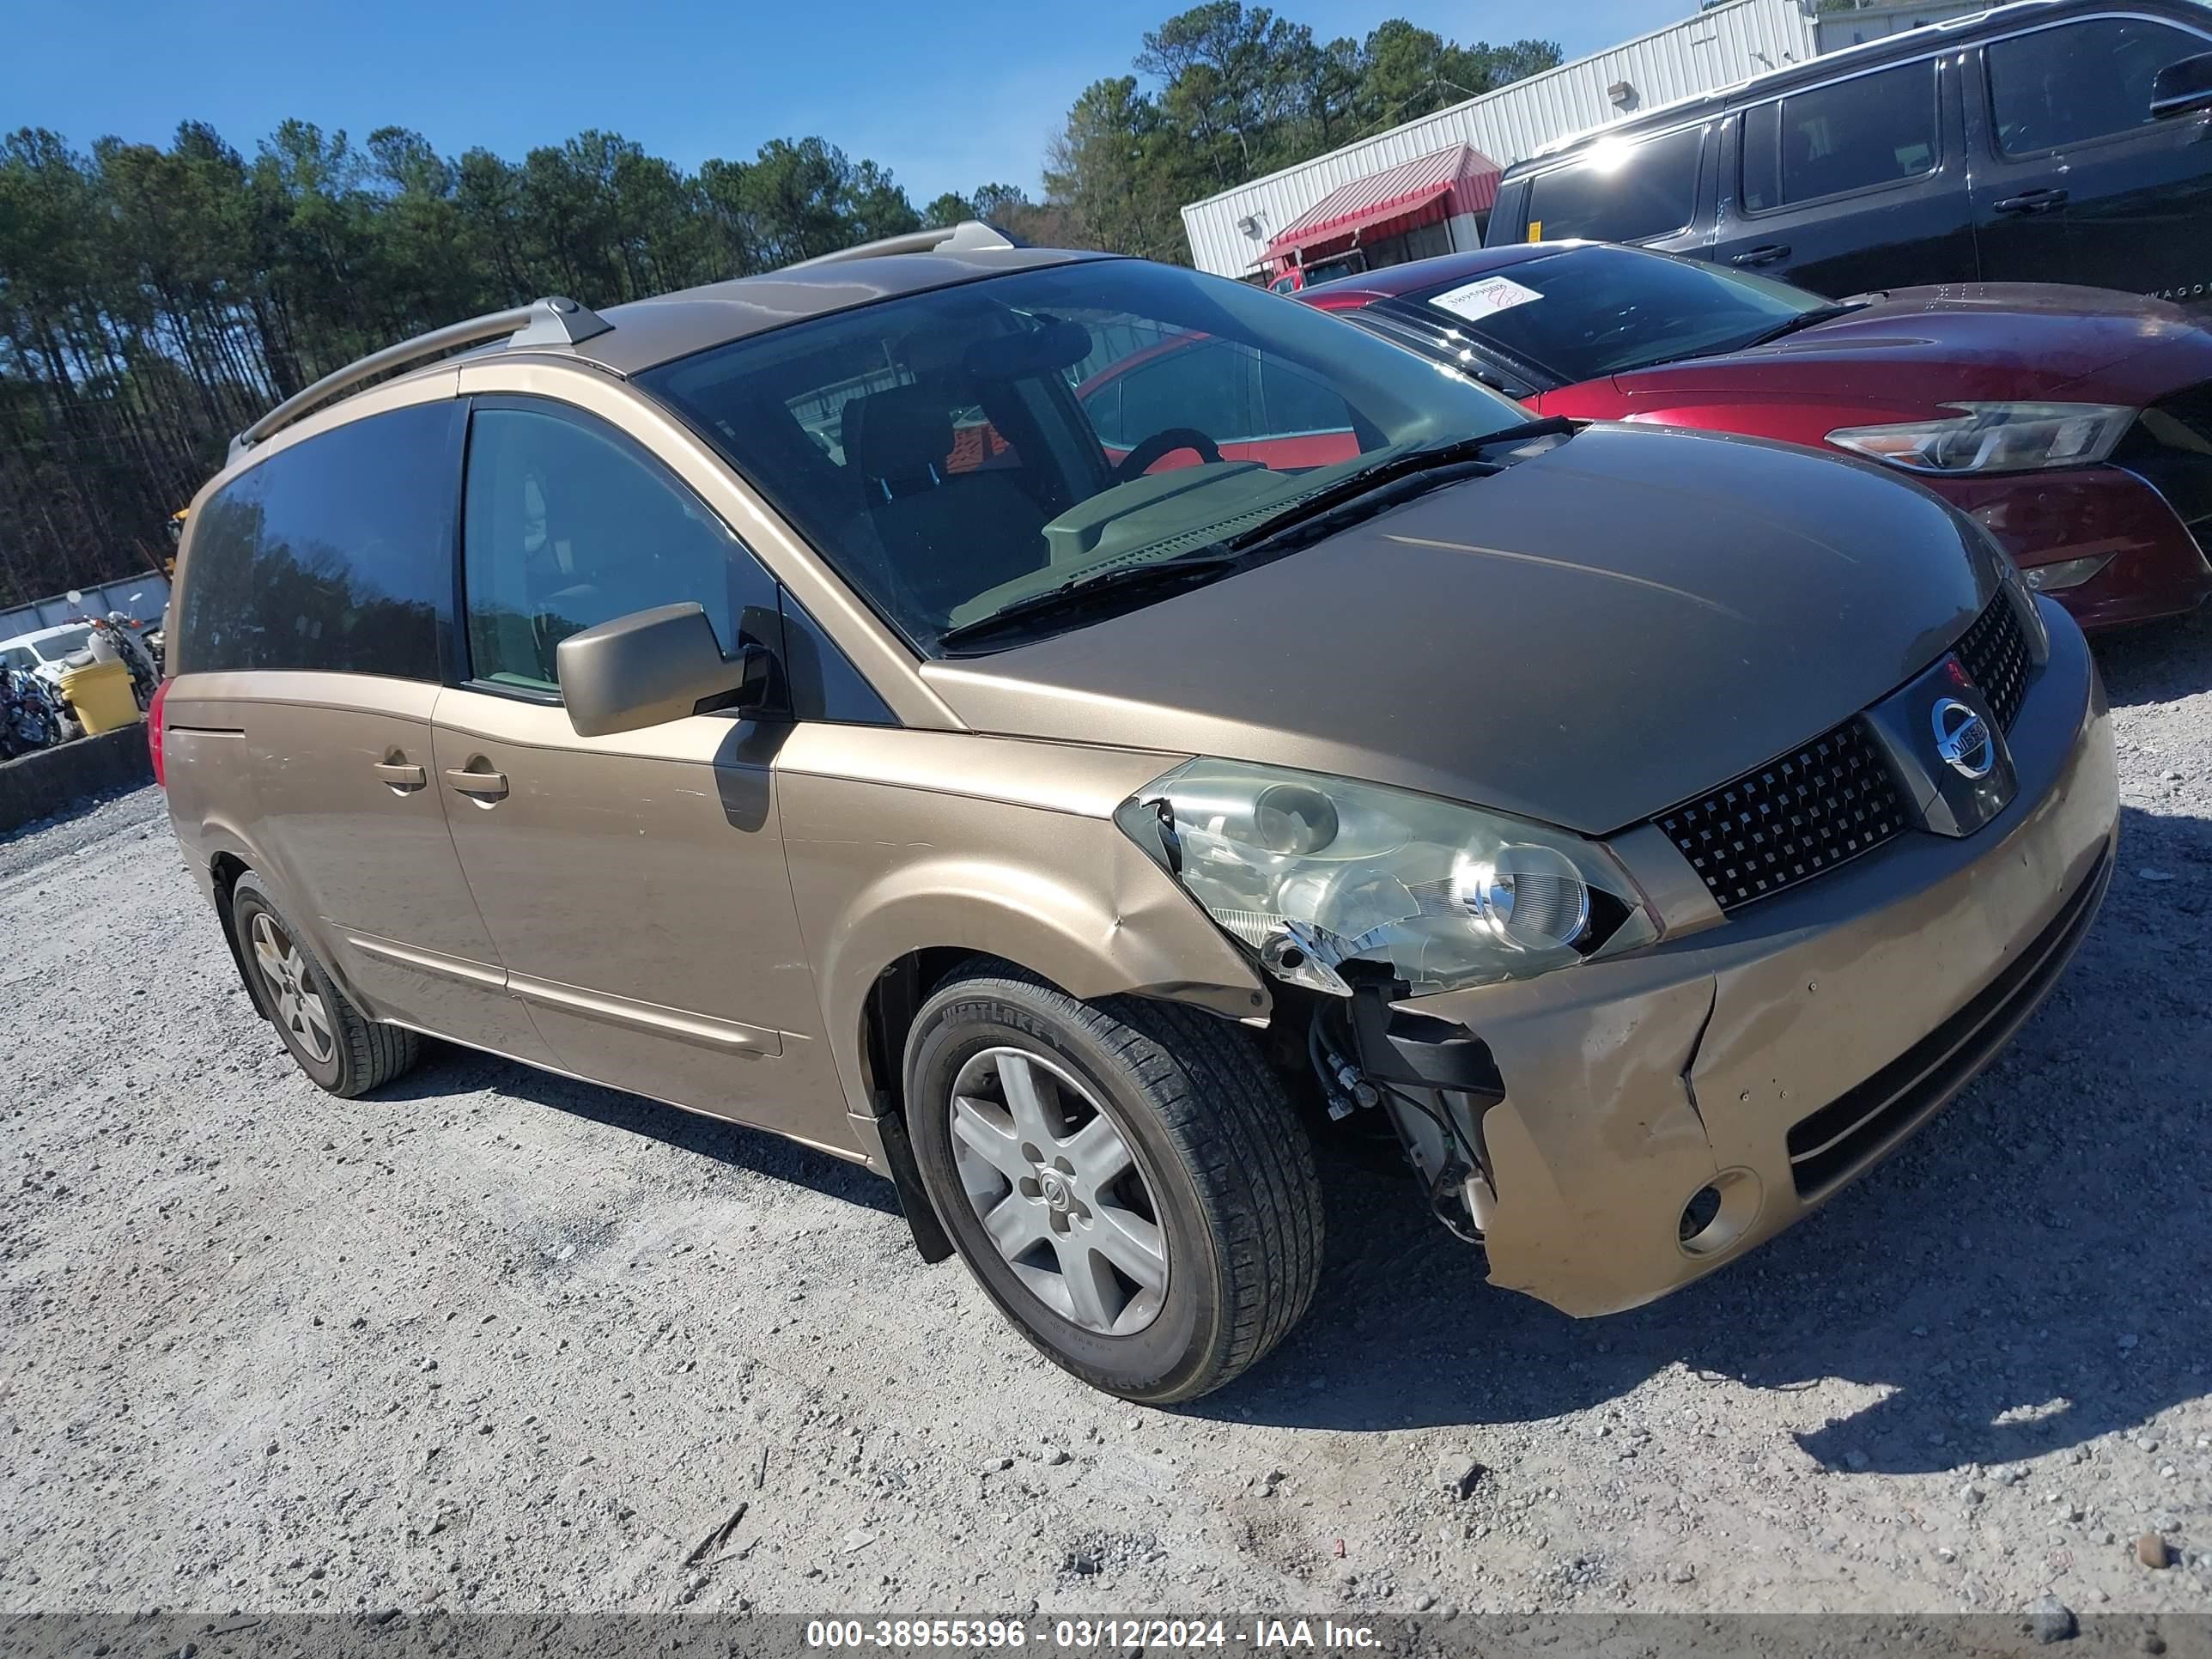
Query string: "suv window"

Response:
xmin=1524 ymin=125 xmax=1702 ymax=244
xmin=1741 ymin=60 xmax=1939 ymax=211
xmin=1988 ymin=17 xmax=2202 ymax=155
xmin=173 ymin=402 xmax=453 ymax=680
xmin=461 ymin=402 xmax=777 ymax=694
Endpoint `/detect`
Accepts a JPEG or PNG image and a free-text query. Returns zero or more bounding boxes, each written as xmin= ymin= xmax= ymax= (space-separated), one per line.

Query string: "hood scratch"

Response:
xmin=1382 ymin=533 xmax=1753 ymax=622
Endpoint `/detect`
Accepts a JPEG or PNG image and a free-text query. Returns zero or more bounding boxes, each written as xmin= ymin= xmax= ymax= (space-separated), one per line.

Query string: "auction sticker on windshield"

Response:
xmin=1427 ymin=276 xmax=1542 ymax=325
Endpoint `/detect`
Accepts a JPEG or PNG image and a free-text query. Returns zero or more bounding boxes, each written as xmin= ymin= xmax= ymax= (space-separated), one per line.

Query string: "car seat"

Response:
xmin=841 ymin=383 xmax=1050 ymax=619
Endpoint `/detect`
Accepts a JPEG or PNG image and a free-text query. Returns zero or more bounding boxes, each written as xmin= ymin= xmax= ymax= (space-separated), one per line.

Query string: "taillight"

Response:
xmin=148 ymin=678 xmax=169 ymax=787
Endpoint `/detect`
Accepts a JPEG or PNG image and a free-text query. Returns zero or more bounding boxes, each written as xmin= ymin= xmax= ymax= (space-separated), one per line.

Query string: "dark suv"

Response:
xmin=1484 ymin=0 xmax=2212 ymax=306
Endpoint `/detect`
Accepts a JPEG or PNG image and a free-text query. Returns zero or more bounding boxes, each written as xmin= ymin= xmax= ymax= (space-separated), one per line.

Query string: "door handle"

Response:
xmin=444 ymin=765 xmax=509 ymax=800
xmin=1993 ymin=187 xmax=2069 ymax=215
xmin=1730 ymin=244 xmax=1790 ymax=267
xmin=372 ymin=761 xmax=427 ymax=790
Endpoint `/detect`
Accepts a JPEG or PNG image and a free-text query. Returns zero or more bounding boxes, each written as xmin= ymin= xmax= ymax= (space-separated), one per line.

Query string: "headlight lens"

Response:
xmin=1116 ymin=759 xmax=1656 ymax=997
xmin=1826 ymin=403 xmax=2135 ymax=474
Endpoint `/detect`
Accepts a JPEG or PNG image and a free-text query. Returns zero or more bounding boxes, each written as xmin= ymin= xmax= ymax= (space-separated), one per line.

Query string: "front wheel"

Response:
xmin=905 ymin=963 xmax=1322 ymax=1404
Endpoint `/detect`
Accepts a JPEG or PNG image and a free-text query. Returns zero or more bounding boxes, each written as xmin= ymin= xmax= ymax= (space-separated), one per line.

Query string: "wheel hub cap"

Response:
xmin=249 ymin=910 xmax=337 ymax=1066
xmin=947 ymin=1047 xmax=1168 ymax=1337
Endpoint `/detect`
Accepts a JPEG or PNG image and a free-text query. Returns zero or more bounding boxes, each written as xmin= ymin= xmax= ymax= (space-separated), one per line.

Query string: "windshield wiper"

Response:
xmin=1736 ymin=301 xmax=1865 ymax=348
xmin=935 ymin=550 xmax=1247 ymax=651
xmin=934 ymin=418 xmax=1578 ymax=652
xmin=1224 ymin=416 xmax=1577 ymax=553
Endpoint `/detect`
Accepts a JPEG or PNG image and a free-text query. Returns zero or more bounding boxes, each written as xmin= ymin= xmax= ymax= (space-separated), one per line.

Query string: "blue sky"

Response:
xmin=5 ymin=1 xmax=1706 ymax=203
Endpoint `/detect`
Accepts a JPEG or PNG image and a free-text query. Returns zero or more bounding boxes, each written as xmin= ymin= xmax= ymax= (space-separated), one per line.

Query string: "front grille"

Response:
xmin=1656 ymin=718 xmax=1911 ymax=913
xmin=1954 ymin=594 xmax=2031 ymax=732
xmin=1784 ymin=843 xmax=2111 ymax=1198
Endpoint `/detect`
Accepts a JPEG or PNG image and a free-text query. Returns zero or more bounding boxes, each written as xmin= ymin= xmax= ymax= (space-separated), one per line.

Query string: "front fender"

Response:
xmin=772 ymin=728 xmax=1269 ymax=1119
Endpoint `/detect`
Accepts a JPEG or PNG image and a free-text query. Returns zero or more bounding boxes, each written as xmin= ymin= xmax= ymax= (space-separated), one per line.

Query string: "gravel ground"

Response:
xmin=2 ymin=613 xmax=2208 ymax=1623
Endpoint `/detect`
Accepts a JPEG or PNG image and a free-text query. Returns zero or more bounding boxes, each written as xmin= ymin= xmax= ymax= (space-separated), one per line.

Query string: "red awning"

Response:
xmin=1267 ymin=143 xmax=1502 ymax=263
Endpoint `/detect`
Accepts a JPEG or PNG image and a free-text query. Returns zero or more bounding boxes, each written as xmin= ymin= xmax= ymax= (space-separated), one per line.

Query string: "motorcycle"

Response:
xmin=0 ymin=666 xmax=62 ymax=758
xmin=89 ymin=613 xmax=161 ymax=710
xmin=119 ymin=590 xmax=165 ymax=674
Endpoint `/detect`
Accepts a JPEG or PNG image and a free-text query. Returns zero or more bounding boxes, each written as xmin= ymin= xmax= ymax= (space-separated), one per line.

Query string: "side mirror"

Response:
xmin=2152 ymin=52 xmax=2212 ymax=120
xmin=556 ymin=602 xmax=772 ymax=738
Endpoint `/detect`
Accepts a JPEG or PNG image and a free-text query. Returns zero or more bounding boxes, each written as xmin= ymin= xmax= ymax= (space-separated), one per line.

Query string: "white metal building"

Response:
xmin=1813 ymin=0 xmax=1988 ymax=50
xmin=1181 ymin=0 xmax=1824 ymax=278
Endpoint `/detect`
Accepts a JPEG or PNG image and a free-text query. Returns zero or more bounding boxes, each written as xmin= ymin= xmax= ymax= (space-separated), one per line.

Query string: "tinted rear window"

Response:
xmin=174 ymin=403 xmax=454 ymax=679
xmin=1741 ymin=60 xmax=1938 ymax=210
xmin=1523 ymin=125 xmax=1703 ymax=245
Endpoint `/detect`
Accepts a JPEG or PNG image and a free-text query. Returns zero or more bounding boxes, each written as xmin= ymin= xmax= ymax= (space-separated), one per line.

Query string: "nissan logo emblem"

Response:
xmin=1931 ymin=696 xmax=1995 ymax=781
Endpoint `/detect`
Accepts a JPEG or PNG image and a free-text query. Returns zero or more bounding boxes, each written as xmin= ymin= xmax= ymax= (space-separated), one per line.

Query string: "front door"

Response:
xmin=1968 ymin=13 xmax=2212 ymax=305
xmin=433 ymin=396 xmax=844 ymax=1145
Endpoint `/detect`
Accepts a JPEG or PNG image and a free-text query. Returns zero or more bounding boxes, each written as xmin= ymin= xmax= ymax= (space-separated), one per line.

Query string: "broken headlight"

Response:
xmin=1116 ymin=758 xmax=1657 ymax=997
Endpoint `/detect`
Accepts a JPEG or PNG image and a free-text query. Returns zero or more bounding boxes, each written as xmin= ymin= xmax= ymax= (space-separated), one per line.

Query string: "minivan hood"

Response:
xmin=923 ymin=424 xmax=2002 ymax=836
xmin=1620 ymin=283 xmax=2212 ymax=404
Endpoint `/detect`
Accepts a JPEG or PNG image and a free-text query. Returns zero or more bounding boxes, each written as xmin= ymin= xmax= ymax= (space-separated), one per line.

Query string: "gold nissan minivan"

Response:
xmin=156 ymin=224 xmax=2118 ymax=1403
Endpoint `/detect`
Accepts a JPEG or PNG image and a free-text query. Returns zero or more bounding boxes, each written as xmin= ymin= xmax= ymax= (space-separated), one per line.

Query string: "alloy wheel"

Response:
xmin=947 ymin=1046 xmax=1169 ymax=1336
xmin=249 ymin=911 xmax=337 ymax=1066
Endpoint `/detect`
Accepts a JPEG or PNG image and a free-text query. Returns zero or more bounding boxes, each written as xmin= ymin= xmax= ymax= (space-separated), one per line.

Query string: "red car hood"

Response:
xmin=1609 ymin=283 xmax=2212 ymax=406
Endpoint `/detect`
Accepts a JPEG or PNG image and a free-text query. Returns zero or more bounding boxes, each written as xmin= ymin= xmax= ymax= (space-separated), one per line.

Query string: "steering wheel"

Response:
xmin=1110 ymin=426 xmax=1224 ymax=485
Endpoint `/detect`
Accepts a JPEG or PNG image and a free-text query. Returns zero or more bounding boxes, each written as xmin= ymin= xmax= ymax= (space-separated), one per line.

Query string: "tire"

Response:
xmin=228 ymin=872 xmax=420 ymax=1097
xmin=904 ymin=962 xmax=1322 ymax=1404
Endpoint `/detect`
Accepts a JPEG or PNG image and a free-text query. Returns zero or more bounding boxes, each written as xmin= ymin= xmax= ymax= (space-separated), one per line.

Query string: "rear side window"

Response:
xmin=1523 ymin=125 xmax=1703 ymax=245
xmin=1741 ymin=60 xmax=1939 ymax=211
xmin=1988 ymin=18 xmax=2203 ymax=155
xmin=173 ymin=402 xmax=453 ymax=680
xmin=461 ymin=402 xmax=779 ymax=695
xmin=1257 ymin=360 xmax=1354 ymax=436
xmin=1115 ymin=339 xmax=1257 ymax=444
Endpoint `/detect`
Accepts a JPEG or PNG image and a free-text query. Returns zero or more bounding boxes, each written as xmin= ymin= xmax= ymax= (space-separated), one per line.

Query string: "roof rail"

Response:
xmin=782 ymin=219 xmax=1022 ymax=271
xmin=229 ymin=295 xmax=613 ymax=459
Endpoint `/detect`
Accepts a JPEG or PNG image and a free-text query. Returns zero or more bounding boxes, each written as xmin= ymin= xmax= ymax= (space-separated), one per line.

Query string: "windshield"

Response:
xmin=640 ymin=258 xmax=1526 ymax=653
xmin=0 ymin=647 xmax=37 ymax=673
xmin=1401 ymin=246 xmax=1833 ymax=383
xmin=32 ymin=627 xmax=90 ymax=662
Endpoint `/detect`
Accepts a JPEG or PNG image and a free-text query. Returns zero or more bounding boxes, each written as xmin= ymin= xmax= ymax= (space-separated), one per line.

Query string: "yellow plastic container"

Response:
xmin=60 ymin=658 xmax=142 ymax=736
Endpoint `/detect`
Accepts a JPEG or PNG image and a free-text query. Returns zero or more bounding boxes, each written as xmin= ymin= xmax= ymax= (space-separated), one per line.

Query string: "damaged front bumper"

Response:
xmin=1403 ymin=601 xmax=2118 ymax=1317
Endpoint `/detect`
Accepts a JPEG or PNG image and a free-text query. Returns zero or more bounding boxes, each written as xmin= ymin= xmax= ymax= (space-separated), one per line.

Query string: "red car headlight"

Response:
xmin=1827 ymin=403 xmax=2136 ymax=474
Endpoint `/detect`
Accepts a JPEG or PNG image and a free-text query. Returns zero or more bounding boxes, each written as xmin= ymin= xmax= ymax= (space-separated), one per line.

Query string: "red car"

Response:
xmin=1302 ymin=242 xmax=2212 ymax=629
